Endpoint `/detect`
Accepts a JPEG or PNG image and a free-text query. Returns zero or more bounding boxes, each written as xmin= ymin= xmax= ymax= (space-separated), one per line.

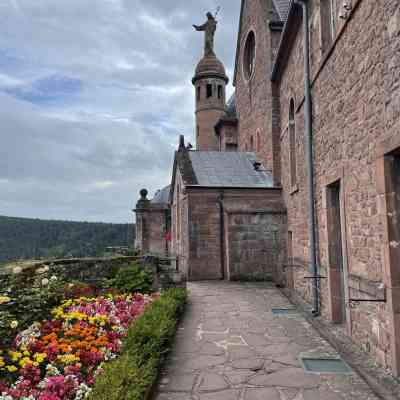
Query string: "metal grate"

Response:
xmin=271 ymin=308 xmax=298 ymax=315
xmin=301 ymin=357 xmax=352 ymax=374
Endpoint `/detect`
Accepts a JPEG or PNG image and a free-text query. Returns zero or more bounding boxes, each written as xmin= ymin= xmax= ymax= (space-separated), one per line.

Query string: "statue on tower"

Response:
xmin=193 ymin=12 xmax=217 ymax=56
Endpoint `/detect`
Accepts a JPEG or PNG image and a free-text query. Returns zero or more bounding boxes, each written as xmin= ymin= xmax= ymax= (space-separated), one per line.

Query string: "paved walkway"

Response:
xmin=154 ymin=282 xmax=379 ymax=400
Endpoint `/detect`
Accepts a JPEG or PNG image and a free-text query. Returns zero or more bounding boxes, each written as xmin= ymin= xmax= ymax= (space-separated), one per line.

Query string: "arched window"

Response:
xmin=217 ymin=85 xmax=223 ymax=99
xmin=243 ymin=31 xmax=256 ymax=81
xmin=250 ymin=136 xmax=254 ymax=151
xmin=197 ymin=86 xmax=201 ymax=101
xmin=320 ymin=0 xmax=336 ymax=53
xmin=206 ymin=84 xmax=213 ymax=98
xmin=289 ymin=99 xmax=297 ymax=188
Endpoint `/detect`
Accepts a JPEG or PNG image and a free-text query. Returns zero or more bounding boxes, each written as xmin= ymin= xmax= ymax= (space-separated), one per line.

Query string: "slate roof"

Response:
xmin=187 ymin=151 xmax=274 ymax=188
xmin=272 ymin=0 xmax=291 ymax=23
xmin=151 ymin=185 xmax=171 ymax=204
xmin=226 ymin=93 xmax=237 ymax=117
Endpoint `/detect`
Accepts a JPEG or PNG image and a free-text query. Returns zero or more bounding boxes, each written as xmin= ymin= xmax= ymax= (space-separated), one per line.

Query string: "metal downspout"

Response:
xmin=296 ymin=0 xmax=320 ymax=315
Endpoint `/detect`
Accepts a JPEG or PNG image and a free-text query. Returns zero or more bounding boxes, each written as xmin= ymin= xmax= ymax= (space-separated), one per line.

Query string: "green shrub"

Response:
xmin=106 ymin=263 xmax=154 ymax=294
xmin=88 ymin=288 xmax=187 ymax=400
xmin=0 ymin=272 xmax=66 ymax=348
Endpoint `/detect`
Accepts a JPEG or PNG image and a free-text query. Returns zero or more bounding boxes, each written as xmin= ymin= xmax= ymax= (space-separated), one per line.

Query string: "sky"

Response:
xmin=0 ymin=0 xmax=240 ymax=223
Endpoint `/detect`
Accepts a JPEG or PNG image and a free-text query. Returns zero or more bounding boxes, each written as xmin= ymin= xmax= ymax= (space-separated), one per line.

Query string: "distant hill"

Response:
xmin=0 ymin=215 xmax=135 ymax=263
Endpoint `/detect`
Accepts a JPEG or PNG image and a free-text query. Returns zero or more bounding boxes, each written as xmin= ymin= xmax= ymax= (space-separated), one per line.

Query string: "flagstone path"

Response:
xmin=153 ymin=281 xmax=379 ymax=400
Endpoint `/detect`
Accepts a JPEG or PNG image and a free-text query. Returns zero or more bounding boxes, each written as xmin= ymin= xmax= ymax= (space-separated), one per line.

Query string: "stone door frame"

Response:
xmin=377 ymin=136 xmax=400 ymax=377
xmin=323 ymin=168 xmax=351 ymax=333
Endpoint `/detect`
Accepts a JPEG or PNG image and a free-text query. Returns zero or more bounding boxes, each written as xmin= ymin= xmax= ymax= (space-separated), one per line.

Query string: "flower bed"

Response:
xmin=88 ymin=288 xmax=187 ymax=400
xmin=0 ymin=293 xmax=154 ymax=399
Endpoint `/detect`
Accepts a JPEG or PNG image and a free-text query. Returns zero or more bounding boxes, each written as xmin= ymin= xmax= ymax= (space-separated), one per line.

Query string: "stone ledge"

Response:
xmin=281 ymin=288 xmax=400 ymax=400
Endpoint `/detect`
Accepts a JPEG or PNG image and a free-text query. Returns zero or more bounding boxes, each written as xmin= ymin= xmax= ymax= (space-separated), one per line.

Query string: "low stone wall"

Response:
xmin=0 ymin=256 xmax=186 ymax=291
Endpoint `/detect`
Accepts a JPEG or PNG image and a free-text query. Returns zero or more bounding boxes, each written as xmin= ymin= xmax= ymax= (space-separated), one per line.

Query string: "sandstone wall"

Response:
xmin=183 ymin=188 xmax=286 ymax=282
xmin=235 ymin=0 xmax=281 ymax=182
xmin=277 ymin=0 xmax=397 ymax=371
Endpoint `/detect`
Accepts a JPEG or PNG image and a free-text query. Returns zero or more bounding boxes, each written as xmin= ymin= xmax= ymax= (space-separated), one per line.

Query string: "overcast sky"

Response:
xmin=0 ymin=0 xmax=240 ymax=223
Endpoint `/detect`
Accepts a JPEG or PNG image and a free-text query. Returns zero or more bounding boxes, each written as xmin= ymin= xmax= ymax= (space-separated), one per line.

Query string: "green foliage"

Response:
xmin=0 ymin=271 xmax=66 ymax=348
xmin=0 ymin=215 xmax=135 ymax=263
xmin=89 ymin=288 xmax=187 ymax=400
xmin=106 ymin=263 xmax=154 ymax=294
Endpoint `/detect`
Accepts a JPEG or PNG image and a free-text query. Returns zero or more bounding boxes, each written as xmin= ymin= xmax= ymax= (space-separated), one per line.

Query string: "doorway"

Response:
xmin=327 ymin=180 xmax=346 ymax=323
xmin=381 ymin=149 xmax=400 ymax=376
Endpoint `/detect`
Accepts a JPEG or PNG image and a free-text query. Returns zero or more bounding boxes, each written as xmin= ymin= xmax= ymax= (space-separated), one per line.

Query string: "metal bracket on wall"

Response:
xmin=347 ymin=285 xmax=387 ymax=308
xmin=303 ymin=276 xmax=327 ymax=280
xmin=347 ymin=296 xmax=387 ymax=308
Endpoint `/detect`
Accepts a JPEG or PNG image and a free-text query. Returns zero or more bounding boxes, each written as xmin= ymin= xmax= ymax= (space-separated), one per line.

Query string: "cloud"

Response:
xmin=0 ymin=0 xmax=241 ymax=222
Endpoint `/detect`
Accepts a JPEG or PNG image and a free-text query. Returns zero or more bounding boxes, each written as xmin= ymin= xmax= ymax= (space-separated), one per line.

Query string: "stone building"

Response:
xmin=134 ymin=0 xmax=400 ymax=376
xmin=170 ymin=137 xmax=286 ymax=281
xmin=133 ymin=187 xmax=170 ymax=256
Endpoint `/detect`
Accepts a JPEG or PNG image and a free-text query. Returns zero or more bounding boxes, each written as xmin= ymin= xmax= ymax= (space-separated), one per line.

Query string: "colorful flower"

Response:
xmin=0 ymin=291 xmax=155 ymax=399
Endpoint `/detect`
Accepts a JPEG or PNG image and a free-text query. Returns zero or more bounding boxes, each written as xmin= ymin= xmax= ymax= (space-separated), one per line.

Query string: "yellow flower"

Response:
xmin=23 ymin=350 xmax=30 ymax=357
xmin=9 ymin=351 xmax=22 ymax=362
xmin=0 ymin=357 xmax=5 ymax=368
xmin=0 ymin=295 xmax=11 ymax=305
xmin=6 ymin=365 xmax=18 ymax=372
xmin=57 ymin=354 xmax=80 ymax=365
xmin=19 ymin=357 xmax=33 ymax=368
xmin=33 ymin=353 xmax=47 ymax=364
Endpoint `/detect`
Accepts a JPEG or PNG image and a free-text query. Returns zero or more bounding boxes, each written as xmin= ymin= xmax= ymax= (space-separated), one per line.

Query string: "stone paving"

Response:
xmin=153 ymin=282 xmax=379 ymax=400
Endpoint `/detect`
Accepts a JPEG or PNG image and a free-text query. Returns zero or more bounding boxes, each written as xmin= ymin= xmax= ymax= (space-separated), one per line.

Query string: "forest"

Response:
xmin=0 ymin=215 xmax=135 ymax=264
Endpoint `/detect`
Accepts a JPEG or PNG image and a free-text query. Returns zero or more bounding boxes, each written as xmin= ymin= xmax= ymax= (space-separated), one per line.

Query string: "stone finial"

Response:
xmin=140 ymin=188 xmax=148 ymax=200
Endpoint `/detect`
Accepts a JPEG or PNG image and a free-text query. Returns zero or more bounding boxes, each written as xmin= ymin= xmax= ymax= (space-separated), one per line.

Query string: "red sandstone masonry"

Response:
xmin=235 ymin=0 xmax=281 ymax=182
xmin=276 ymin=0 xmax=398 ymax=373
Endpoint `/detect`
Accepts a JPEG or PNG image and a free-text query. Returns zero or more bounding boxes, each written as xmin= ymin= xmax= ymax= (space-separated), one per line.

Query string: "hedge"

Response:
xmin=88 ymin=288 xmax=187 ymax=400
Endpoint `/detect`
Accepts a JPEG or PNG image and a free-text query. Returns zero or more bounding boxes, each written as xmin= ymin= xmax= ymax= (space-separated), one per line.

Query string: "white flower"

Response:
xmin=36 ymin=265 xmax=50 ymax=274
xmin=45 ymin=363 xmax=61 ymax=376
xmin=41 ymin=278 xmax=49 ymax=286
xmin=50 ymin=275 xmax=58 ymax=282
xmin=12 ymin=266 xmax=22 ymax=274
xmin=10 ymin=320 xmax=18 ymax=329
xmin=74 ymin=383 xmax=92 ymax=400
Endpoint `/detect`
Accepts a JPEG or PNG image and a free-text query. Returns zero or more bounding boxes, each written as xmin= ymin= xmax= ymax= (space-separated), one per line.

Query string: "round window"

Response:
xmin=243 ymin=31 xmax=256 ymax=80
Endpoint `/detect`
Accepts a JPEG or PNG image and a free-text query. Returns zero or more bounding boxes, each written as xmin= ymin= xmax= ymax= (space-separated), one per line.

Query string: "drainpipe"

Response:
xmin=218 ymin=192 xmax=225 ymax=280
xmin=296 ymin=0 xmax=320 ymax=316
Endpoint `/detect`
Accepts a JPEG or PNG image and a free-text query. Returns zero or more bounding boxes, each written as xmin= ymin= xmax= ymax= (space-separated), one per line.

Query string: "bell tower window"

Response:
xmin=197 ymin=86 xmax=201 ymax=101
xmin=206 ymin=84 xmax=213 ymax=98
xmin=217 ymin=85 xmax=223 ymax=99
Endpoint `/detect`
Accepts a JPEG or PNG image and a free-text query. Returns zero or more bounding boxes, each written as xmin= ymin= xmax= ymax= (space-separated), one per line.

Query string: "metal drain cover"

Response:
xmin=301 ymin=357 xmax=352 ymax=374
xmin=271 ymin=308 xmax=298 ymax=315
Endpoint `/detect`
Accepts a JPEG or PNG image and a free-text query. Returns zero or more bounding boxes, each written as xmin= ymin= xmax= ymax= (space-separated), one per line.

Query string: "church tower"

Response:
xmin=192 ymin=13 xmax=228 ymax=151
